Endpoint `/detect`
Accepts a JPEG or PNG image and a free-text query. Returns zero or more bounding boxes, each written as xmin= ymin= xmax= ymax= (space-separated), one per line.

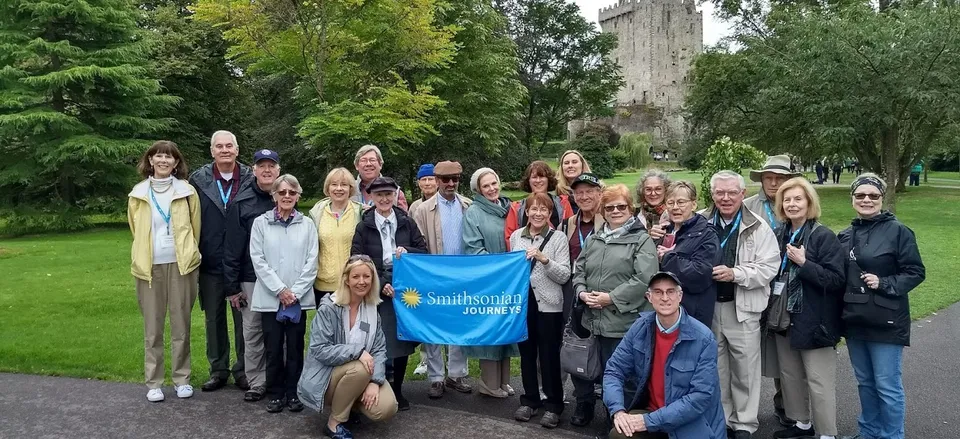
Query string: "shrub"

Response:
xmin=0 ymin=209 xmax=93 ymax=237
xmin=573 ymin=123 xmax=622 ymax=178
xmin=698 ymin=137 xmax=767 ymax=204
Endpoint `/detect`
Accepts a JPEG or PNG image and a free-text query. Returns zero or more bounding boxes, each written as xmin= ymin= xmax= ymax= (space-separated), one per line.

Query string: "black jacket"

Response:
xmin=351 ymin=206 xmax=428 ymax=292
xmin=775 ymin=221 xmax=846 ymax=350
xmin=189 ymin=162 xmax=254 ymax=275
xmin=222 ymin=182 xmax=275 ymax=295
xmin=838 ymin=211 xmax=925 ymax=346
xmin=662 ymin=214 xmax=720 ymax=327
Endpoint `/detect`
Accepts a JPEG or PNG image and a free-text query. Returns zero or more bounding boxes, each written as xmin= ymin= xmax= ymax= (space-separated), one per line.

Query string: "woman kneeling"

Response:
xmin=298 ymin=256 xmax=398 ymax=438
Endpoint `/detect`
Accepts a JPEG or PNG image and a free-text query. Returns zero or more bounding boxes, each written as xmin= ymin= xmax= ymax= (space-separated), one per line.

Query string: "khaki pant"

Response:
xmin=609 ymin=410 xmax=669 ymax=439
xmin=478 ymin=359 xmax=511 ymax=393
xmin=324 ymin=361 xmax=398 ymax=423
xmin=774 ymin=333 xmax=838 ymax=435
xmin=135 ymin=264 xmax=199 ymax=388
xmin=712 ymin=301 xmax=762 ymax=433
xmin=239 ymin=282 xmax=265 ymax=388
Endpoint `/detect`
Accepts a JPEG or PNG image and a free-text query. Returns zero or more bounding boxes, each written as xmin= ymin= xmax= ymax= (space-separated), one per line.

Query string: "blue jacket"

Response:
xmin=603 ymin=310 xmax=726 ymax=439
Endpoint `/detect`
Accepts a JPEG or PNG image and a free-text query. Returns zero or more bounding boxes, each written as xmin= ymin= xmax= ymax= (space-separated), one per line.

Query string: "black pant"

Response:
xmin=199 ymin=272 xmax=244 ymax=380
xmin=910 ymin=172 xmax=920 ymax=186
xmin=572 ymin=335 xmax=633 ymax=405
xmin=833 ymin=171 xmax=841 ymax=184
xmin=518 ymin=299 xmax=565 ymax=414
xmin=262 ymin=311 xmax=307 ymax=400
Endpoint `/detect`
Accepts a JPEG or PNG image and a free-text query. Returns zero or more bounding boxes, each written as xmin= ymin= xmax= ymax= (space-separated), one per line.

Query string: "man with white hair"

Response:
xmin=353 ymin=144 xmax=408 ymax=211
xmin=701 ymin=170 xmax=779 ymax=439
xmin=189 ymin=130 xmax=254 ymax=392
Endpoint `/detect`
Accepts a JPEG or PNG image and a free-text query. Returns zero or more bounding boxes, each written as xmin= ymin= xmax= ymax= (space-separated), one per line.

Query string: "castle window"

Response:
xmin=667 ymin=11 xmax=671 ymax=22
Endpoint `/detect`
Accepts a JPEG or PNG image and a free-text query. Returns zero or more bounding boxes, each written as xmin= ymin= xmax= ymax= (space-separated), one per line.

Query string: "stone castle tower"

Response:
xmin=572 ymin=0 xmax=703 ymax=145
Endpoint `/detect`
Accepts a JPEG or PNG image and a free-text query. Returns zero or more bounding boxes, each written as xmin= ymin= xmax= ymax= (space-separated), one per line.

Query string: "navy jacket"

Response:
xmin=838 ymin=212 xmax=925 ymax=346
xmin=661 ymin=215 xmax=720 ymax=327
xmin=222 ymin=182 xmax=275 ymax=295
xmin=604 ymin=310 xmax=726 ymax=439
xmin=188 ymin=162 xmax=254 ymax=275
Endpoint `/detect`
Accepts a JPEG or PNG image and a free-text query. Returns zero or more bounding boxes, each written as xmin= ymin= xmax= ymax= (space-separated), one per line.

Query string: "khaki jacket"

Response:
xmin=743 ymin=192 xmax=779 ymax=229
xmin=411 ymin=193 xmax=471 ymax=254
xmin=699 ymin=206 xmax=780 ymax=322
xmin=128 ymin=178 xmax=202 ymax=283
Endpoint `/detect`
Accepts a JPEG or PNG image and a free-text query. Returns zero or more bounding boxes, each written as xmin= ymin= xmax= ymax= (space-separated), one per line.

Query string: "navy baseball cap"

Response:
xmin=649 ymin=271 xmax=682 ymax=289
xmin=253 ymin=149 xmax=280 ymax=164
xmin=570 ymin=172 xmax=602 ymax=189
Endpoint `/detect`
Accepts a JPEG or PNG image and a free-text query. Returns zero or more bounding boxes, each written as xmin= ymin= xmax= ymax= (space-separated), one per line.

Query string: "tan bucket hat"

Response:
xmin=749 ymin=154 xmax=802 ymax=182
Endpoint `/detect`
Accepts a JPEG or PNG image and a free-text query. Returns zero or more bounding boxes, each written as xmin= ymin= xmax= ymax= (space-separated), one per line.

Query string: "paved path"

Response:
xmin=3 ymin=303 xmax=960 ymax=438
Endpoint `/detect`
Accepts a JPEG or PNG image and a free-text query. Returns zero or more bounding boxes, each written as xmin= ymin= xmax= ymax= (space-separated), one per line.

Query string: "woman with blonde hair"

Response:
xmin=556 ymin=150 xmax=591 ymax=214
xmin=309 ymin=168 xmax=364 ymax=299
xmin=128 ymin=140 xmax=201 ymax=402
xmin=768 ymin=177 xmax=846 ymax=439
xmin=298 ymin=255 xmax=398 ymax=439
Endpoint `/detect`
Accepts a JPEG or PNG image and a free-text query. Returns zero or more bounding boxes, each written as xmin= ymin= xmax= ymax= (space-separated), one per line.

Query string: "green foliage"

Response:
xmin=687 ymin=2 xmax=960 ymax=211
xmin=0 ymin=210 xmax=91 ymax=237
xmin=616 ymin=132 xmax=653 ymax=170
xmin=572 ymin=123 xmax=622 ymax=178
xmin=0 ymin=0 xmax=179 ymax=208
xmin=698 ymin=137 xmax=766 ymax=203
xmin=496 ymin=0 xmax=623 ymax=153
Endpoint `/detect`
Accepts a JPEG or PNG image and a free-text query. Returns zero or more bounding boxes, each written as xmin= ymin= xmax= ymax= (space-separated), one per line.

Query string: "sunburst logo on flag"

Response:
xmin=400 ymin=288 xmax=422 ymax=308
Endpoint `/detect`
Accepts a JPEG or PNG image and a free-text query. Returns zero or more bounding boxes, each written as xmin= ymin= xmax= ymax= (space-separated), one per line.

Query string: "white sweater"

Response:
xmin=509 ymin=227 xmax=571 ymax=313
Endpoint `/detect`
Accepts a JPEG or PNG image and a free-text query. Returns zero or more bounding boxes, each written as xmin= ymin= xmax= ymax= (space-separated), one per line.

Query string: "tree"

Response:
xmin=496 ymin=0 xmax=623 ymax=154
xmin=0 ymin=0 xmax=179 ymax=208
xmin=687 ymin=2 xmax=960 ymax=212
xmin=571 ymin=123 xmax=622 ymax=178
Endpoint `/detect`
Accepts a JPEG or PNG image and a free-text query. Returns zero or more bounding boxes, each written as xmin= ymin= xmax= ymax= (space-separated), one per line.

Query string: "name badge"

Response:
xmin=159 ymin=234 xmax=174 ymax=250
xmin=359 ymin=321 xmax=371 ymax=333
xmin=772 ymin=282 xmax=785 ymax=296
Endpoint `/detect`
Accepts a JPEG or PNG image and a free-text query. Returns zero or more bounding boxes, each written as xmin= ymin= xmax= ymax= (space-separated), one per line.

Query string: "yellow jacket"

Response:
xmin=308 ymin=198 xmax=363 ymax=291
xmin=128 ymin=178 xmax=202 ymax=283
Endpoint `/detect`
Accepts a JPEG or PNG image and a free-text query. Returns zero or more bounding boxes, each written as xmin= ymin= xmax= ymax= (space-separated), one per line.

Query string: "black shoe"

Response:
xmin=727 ymin=427 xmax=735 ymax=438
xmin=774 ymin=407 xmax=795 ymax=427
xmin=570 ymin=401 xmax=594 ymax=427
xmin=244 ymin=386 xmax=265 ymax=402
xmin=266 ymin=398 xmax=285 ymax=413
xmin=774 ymin=425 xmax=816 ymax=439
xmin=201 ymin=376 xmax=227 ymax=392
xmin=234 ymin=375 xmax=250 ymax=391
xmin=733 ymin=430 xmax=752 ymax=439
xmin=322 ymin=424 xmax=354 ymax=439
xmin=287 ymin=397 xmax=304 ymax=412
xmin=397 ymin=395 xmax=410 ymax=411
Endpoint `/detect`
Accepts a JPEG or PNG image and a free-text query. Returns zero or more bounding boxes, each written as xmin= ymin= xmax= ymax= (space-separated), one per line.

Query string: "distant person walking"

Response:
xmin=128 ymin=141 xmax=201 ymax=402
xmin=832 ymin=162 xmax=843 ymax=184
xmin=909 ymin=161 xmax=923 ymax=186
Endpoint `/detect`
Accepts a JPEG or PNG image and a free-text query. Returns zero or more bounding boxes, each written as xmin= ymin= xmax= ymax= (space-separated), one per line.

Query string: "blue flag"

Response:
xmin=392 ymin=252 xmax=530 ymax=345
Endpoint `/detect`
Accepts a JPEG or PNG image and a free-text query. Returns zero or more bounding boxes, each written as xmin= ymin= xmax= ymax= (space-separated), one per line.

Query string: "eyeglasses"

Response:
xmin=357 ymin=158 xmax=379 ymax=165
xmin=712 ymin=190 xmax=742 ymax=199
xmin=348 ymin=254 xmax=373 ymax=263
xmin=603 ymin=204 xmax=630 ymax=213
xmin=275 ymin=190 xmax=300 ymax=197
xmin=648 ymin=288 xmax=680 ymax=298
xmin=439 ymin=176 xmax=460 ymax=183
xmin=643 ymin=187 xmax=664 ymax=195
xmin=665 ymin=199 xmax=691 ymax=208
xmin=853 ymin=193 xmax=882 ymax=201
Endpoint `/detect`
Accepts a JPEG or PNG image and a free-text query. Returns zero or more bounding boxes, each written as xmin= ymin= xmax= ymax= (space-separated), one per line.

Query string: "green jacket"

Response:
xmin=461 ymin=195 xmax=511 ymax=255
xmin=574 ymin=219 xmax=658 ymax=338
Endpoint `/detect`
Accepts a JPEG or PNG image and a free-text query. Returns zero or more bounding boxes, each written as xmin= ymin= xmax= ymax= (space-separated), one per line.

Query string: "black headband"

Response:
xmin=851 ymin=176 xmax=885 ymax=196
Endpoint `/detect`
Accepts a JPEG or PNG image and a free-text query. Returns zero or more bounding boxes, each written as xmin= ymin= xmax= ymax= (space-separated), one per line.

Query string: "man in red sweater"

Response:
xmin=604 ymin=272 xmax=726 ymax=439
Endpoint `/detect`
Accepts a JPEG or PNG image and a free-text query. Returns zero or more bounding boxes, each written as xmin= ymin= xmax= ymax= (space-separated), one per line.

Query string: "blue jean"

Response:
xmin=847 ymin=339 xmax=905 ymax=439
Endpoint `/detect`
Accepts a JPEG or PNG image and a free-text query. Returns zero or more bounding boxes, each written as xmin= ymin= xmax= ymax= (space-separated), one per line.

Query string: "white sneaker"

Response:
xmin=414 ymin=360 xmax=427 ymax=375
xmin=146 ymin=388 xmax=164 ymax=402
xmin=175 ymin=384 xmax=194 ymax=399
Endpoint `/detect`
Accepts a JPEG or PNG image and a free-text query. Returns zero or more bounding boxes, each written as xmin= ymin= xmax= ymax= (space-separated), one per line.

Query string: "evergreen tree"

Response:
xmin=0 ymin=0 xmax=179 ymax=208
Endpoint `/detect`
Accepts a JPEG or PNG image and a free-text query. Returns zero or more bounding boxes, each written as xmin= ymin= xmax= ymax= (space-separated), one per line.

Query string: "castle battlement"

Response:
xmin=599 ymin=0 xmax=638 ymax=22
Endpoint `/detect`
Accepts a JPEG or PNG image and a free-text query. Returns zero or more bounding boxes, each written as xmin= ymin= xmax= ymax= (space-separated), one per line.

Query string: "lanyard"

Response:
xmin=149 ymin=187 xmax=172 ymax=234
xmin=779 ymin=225 xmax=804 ymax=276
xmin=763 ymin=201 xmax=777 ymax=227
xmin=576 ymin=214 xmax=593 ymax=249
xmin=715 ymin=210 xmax=742 ymax=250
xmin=216 ymin=180 xmax=232 ymax=205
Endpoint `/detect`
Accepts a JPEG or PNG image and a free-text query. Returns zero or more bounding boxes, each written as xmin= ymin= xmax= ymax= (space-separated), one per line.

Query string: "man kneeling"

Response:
xmin=298 ymin=256 xmax=398 ymax=439
xmin=603 ymin=272 xmax=726 ymax=439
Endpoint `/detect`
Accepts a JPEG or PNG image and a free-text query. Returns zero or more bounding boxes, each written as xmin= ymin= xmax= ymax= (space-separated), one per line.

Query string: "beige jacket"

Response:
xmin=411 ymin=193 xmax=471 ymax=254
xmin=699 ymin=206 xmax=780 ymax=322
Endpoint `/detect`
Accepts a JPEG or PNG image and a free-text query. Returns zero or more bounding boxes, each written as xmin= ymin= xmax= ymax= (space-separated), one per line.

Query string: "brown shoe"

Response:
xmin=428 ymin=381 xmax=445 ymax=399
xmin=444 ymin=376 xmax=473 ymax=393
xmin=514 ymin=405 xmax=538 ymax=422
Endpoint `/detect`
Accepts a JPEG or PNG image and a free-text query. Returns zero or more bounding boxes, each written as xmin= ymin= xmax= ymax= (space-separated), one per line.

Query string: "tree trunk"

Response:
xmin=880 ymin=126 xmax=900 ymax=213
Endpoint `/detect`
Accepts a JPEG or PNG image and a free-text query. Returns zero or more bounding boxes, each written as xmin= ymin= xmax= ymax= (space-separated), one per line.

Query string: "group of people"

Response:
xmin=128 ymin=133 xmax=924 ymax=439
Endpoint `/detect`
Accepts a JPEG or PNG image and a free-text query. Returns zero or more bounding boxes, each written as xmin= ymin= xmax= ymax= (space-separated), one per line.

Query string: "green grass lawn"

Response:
xmin=0 ymin=185 xmax=956 ymax=386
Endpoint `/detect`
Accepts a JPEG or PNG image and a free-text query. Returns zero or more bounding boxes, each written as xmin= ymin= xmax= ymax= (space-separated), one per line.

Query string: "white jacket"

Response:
xmin=509 ymin=227 xmax=571 ymax=313
xmin=249 ymin=210 xmax=319 ymax=312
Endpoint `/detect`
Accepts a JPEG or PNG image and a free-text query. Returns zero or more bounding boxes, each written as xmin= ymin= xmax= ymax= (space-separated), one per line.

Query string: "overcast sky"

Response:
xmin=571 ymin=0 xmax=733 ymax=46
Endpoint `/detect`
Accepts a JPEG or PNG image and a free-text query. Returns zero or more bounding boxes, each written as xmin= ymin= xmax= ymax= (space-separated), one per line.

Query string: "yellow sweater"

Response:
xmin=127 ymin=178 xmax=202 ymax=283
xmin=309 ymin=199 xmax=363 ymax=291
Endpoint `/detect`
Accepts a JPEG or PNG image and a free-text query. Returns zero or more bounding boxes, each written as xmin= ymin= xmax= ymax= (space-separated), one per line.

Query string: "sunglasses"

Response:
xmin=439 ymin=176 xmax=460 ymax=183
xmin=348 ymin=254 xmax=373 ymax=263
xmin=275 ymin=190 xmax=300 ymax=197
xmin=603 ymin=204 xmax=630 ymax=213
xmin=853 ymin=193 xmax=882 ymax=201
